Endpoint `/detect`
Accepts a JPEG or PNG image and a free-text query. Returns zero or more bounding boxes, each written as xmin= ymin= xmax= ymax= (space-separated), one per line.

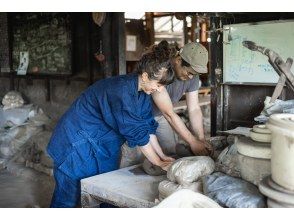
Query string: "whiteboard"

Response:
xmin=223 ymin=20 xmax=294 ymax=84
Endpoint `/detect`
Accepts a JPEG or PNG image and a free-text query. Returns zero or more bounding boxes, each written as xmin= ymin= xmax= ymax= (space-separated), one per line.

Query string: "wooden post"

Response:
xmin=183 ymin=16 xmax=188 ymax=44
xmin=88 ymin=13 xmax=94 ymax=85
xmin=45 ymin=77 xmax=51 ymax=101
xmin=111 ymin=13 xmax=126 ymax=75
xmin=145 ymin=12 xmax=155 ymax=46
xmin=209 ymin=16 xmax=223 ymax=136
xmin=191 ymin=15 xmax=197 ymax=42
xmin=201 ymin=21 xmax=207 ymax=43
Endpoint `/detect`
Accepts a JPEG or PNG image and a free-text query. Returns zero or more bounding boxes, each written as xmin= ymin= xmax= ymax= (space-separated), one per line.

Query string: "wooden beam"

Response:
xmin=152 ymin=12 xmax=175 ymax=18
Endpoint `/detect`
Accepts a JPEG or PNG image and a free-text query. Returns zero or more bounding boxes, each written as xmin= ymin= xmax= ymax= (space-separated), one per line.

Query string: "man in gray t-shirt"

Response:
xmin=152 ymin=75 xmax=199 ymax=117
xmin=151 ymin=42 xmax=212 ymax=156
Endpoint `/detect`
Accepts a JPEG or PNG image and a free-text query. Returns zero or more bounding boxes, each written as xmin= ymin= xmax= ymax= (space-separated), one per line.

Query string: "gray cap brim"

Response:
xmin=191 ymin=64 xmax=208 ymax=74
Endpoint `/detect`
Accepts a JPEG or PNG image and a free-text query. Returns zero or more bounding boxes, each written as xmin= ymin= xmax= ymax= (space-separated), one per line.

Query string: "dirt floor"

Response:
xmin=0 ymin=167 xmax=54 ymax=208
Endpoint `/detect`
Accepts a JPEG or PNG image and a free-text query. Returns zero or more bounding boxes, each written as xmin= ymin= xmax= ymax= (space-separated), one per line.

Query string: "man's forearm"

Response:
xmin=163 ymin=111 xmax=196 ymax=145
xmin=189 ymin=108 xmax=205 ymax=141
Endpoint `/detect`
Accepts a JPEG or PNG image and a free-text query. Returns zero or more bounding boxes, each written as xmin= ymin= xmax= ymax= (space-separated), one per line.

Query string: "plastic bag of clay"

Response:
xmin=167 ymin=156 xmax=215 ymax=186
xmin=215 ymin=144 xmax=241 ymax=178
xmin=37 ymin=132 xmax=53 ymax=168
xmin=202 ymin=172 xmax=266 ymax=208
xmin=0 ymin=104 xmax=49 ymax=129
xmin=0 ymin=105 xmax=32 ymax=128
xmin=158 ymin=179 xmax=203 ymax=200
xmin=26 ymin=106 xmax=50 ymax=127
xmin=155 ymin=189 xmax=222 ymax=208
xmin=255 ymin=96 xmax=294 ymax=122
xmin=0 ymin=108 xmax=5 ymax=128
xmin=0 ymin=125 xmax=43 ymax=159
xmin=24 ymin=130 xmax=53 ymax=168
xmin=2 ymin=91 xmax=24 ymax=110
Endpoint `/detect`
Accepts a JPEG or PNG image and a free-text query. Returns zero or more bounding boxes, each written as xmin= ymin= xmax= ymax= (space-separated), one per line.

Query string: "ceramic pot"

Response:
xmin=259 ymin=176 xmax=294 ymax=208
xmin=236 ymin=136 xmax=271 ymax=185
xmin=249 ymin=129 xmax=271 ymax=143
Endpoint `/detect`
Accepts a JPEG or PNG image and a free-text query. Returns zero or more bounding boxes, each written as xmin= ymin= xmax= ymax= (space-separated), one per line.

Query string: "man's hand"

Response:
xmin=201 ymin=140 xmax=214 ymax=157
xmin=190 ymin=138 xmax=214 ymax=157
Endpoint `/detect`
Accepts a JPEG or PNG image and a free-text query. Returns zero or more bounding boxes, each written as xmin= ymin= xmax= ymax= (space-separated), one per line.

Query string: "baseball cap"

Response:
xmin=179 ymin=42 xmax=208 ymax=74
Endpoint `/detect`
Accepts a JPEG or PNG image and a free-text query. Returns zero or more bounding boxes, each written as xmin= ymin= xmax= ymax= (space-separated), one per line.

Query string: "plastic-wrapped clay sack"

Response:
xmin=167 ymin=156 xmax=215 ymax=186
xmin=26 ymin=106 xmax=50 ymax=127
xmin=2 ymin=91 xmax=24 ymax=110
xmin=0 ymin=104 xmax=33 ymax=128
xmin=0 ymin=108 xmax=5 ymax=128
xmin=215 ymin=144 xmax=241 ymax=178
xmin=202 ymin=172 xmax=266 ymax=208
xmin=29 ymin=131 xmax=53 ymax=168
xmin=158 ymin=179 xmax=203 ymax=200
xmin=0 ymin=125 xmax=43 ymax=159
xmin=155 ymin=189 xmax=222 ymax=208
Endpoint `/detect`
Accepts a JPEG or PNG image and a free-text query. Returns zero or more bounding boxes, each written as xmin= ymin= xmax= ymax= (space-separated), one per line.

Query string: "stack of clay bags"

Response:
xmin=22 ymin=130 xmax=54 ymax=176
xmin=0 ymin=91 xmax=49 ymax=160
xmin=158 ymin=156 xmax=215 ymax=201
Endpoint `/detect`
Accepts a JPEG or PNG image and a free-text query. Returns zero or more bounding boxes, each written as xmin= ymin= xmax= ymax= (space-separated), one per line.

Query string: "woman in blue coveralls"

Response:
xmin=47 ymin=41 xmax=176 ymax=207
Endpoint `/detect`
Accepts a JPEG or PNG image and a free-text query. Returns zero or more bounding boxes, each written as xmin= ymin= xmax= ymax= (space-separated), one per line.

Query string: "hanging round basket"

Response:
xmin=92 ymin=12 xmax=106 ymax=27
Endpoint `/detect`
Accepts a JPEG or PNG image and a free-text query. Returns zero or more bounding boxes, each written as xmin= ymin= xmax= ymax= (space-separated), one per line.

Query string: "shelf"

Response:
xmin=0 ymin=71 xmax=88 ymax=82
xmin=0 ymin=71 xmax=90 ymax=102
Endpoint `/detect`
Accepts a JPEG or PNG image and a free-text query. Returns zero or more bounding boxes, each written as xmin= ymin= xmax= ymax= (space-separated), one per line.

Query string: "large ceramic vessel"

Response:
xmin=267 ymin=114 xmax=294 ymax=190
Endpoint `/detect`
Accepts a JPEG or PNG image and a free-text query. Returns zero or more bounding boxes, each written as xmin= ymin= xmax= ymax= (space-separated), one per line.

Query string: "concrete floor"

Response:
xmin=0 ymin=166 xmax=54 ymax=208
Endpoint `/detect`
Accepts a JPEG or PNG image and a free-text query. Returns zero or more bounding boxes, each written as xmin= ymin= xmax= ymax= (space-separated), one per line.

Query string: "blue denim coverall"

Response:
xmin=47 ymin=74 xmax=158 ymax=207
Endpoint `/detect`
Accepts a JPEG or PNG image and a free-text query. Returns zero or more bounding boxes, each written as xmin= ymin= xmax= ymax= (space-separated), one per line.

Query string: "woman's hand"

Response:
xmin=158 ymin=161 xmax=173 ymax=171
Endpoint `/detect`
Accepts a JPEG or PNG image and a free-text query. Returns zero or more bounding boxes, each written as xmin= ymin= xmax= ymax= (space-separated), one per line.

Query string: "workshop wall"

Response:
xmin=211 ymin=13 xmax=294 ymax=132
xmin=0 ymin=12 xmax=125 ymax=123
xmin=11 ymin=13 xmax=72 ymax=74
xmin=0 ymin=13 xmax=10 ymax=72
